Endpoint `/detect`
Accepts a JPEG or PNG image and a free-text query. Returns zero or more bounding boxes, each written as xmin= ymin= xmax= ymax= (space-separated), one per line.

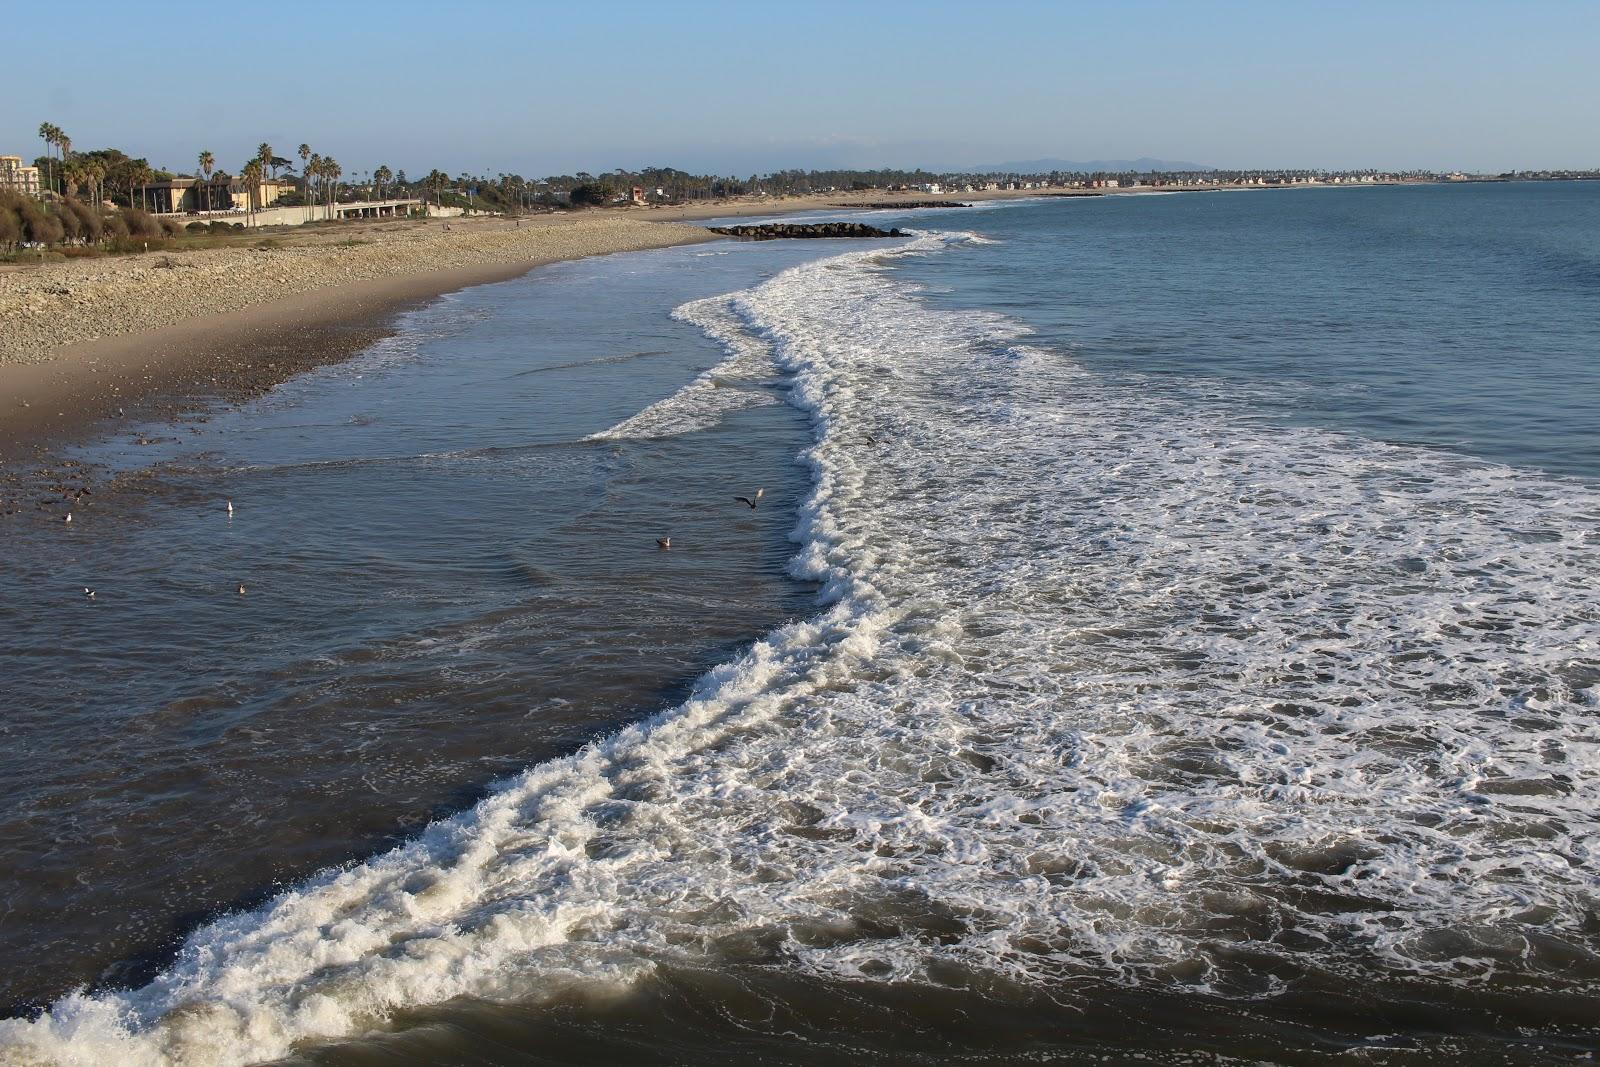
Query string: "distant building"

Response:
xmin=630 ymin=185 xmax=645 ymax=204
xmin=0 ymin=155 xmax=42 ymax=197
xmin=142 ymin=175 xmax=297 ymax=213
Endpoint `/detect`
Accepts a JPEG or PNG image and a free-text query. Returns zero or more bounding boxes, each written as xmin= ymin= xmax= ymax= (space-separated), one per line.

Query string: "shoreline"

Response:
xmin=0 ymin=216 xmax=713 ymax=494
xmin=0 ymin=177 xmax=1425 ymax=483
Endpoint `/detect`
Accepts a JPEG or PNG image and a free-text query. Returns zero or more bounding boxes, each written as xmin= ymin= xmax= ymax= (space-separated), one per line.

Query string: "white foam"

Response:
xmin=583 ymin=296 xmax=782 ymax=441
xmin=7 ymin=230 xmax=1599 ymax=1066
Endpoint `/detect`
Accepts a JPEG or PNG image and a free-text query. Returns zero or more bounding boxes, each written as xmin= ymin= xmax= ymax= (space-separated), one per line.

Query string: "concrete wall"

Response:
xmin=159 ymin=199 xmax=442 ymax=229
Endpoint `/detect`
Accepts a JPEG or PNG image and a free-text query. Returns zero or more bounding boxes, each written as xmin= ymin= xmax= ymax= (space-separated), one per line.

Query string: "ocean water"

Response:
xmin=3 ymin=184 xmax=1598 ymax=1065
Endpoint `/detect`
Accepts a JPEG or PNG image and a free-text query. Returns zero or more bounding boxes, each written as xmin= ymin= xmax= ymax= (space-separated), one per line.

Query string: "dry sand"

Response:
xmin=0 ymin=214 xmax=710 ymax=364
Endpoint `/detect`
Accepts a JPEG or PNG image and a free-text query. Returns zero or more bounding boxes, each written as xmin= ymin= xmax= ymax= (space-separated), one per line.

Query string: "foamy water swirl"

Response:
xmin=5 ymin=231 xmax=1597 ymax=1065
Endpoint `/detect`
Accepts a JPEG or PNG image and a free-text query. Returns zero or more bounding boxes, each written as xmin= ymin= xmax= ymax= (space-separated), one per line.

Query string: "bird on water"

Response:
xmin=63 ymin=512 xmax=72 ymax=524
xmin=226 ymin=499 xmax=234 ymax=516
xmin=83 ymin=587 xmax=95 ymax=599
xmin=237 ymin=582 xmax=247 ymax=596
xmin=656 ymin=537 xmax=671 ymax=550
xmin=734 ymin=488 xmax=765 ymax=509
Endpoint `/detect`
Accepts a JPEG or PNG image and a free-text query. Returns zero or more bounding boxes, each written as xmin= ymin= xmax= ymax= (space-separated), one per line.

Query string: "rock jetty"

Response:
xmin=707 ymin=222 xmax=907 ymax=240
xmin=830 ymin=200 xmax=969 ymax=210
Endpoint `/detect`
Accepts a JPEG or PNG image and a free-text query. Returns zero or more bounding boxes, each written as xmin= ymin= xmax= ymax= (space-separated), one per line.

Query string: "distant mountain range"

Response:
xmin=950 ymin=157 xmax=1214 ymax=174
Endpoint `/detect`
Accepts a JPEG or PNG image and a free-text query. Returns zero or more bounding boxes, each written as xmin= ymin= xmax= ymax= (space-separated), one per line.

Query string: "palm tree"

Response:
xmin=132 ymin=162 xmax=154 ymax=213
xmin=256 ymin=144 xmax=274 ymax=212
xmin=57 ymin=131 xmax=72 ymax=198
xmin=298 ymin=144 xmax=311 ymax=220
xmin=44 ymin=123 xmax=65 ymax=195
xmin=326 ymin=160 xmax=342 ymax=219
xmin=308 ymin=157 xmax=321 ymax=218
xmin=373 ymin=165 xmax=392 ymax=204
xmin=37 ymin=123 xmax=54 ymax=195
xmin=241 ymin=159 xmax=263 ymax=226
xmin=62 ymin=160 xmax=84 ymax=200
xmin=198 ymin=150 xmax=215 ymax=211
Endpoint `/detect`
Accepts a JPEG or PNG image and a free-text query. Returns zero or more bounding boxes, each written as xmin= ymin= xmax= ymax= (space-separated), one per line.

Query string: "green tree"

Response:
xmin=198 ymin=150 xmax=215 ymax=211
xmin=36 ymin=123 xmax=55 ymax=194
xmin=298 ymin=144 xmax=312 ymax=220
xmin=242 ymin=159 xmax=263 ymax=226
xmin=567 ymin=182 xmax=612 ymax=206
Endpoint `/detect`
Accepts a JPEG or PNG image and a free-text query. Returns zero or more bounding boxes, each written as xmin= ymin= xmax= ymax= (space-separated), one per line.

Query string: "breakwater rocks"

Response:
xmin=708 ymin=222 xmax=906 ymax=241
xmin=831 ymin=200 xmax=969 ymax=210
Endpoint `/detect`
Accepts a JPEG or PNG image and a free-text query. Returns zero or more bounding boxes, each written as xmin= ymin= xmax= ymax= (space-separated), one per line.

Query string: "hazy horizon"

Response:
xmin=5 ymin=0 xmax=1597 ymax=180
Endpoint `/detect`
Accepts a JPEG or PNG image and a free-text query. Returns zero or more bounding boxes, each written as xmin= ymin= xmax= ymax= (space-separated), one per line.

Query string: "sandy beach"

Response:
xmin=0 ymin=214 xmax=713 ymax=462
xmin=0 ymin=186 xmax=1115 ymax=470
xmin=0 ymin=191 xmax=1035 ymax=463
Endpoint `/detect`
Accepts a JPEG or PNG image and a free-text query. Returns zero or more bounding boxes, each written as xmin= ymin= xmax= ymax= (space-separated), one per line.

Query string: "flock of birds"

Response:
xmin=657 ymin=488 xmax=762 ymax=551
xmin=74 ymin=485 xmax=766 ymax=596
xmin=76 ymin=498 xmax=244 ymax=600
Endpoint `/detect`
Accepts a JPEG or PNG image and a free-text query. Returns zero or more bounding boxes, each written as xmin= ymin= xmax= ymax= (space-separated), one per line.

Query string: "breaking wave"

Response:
xmin=5 ymin=231 xmax=1599 ymax=1065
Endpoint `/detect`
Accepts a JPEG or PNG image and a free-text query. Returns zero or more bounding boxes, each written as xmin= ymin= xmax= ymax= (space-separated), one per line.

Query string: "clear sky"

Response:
xmin=4 ymin=0 xmax=1595 ymax=179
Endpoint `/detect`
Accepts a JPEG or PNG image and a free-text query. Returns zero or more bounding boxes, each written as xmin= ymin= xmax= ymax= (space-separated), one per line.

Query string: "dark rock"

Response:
xmin=707 ymin=222 xmax=907 ymax=241
xmin=830 ymin=200 xmax=969 ymax=210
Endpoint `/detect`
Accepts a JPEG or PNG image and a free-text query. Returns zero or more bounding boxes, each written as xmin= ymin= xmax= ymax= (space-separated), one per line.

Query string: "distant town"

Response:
xmin=3 ymin=122 xmax=1598 ymax=252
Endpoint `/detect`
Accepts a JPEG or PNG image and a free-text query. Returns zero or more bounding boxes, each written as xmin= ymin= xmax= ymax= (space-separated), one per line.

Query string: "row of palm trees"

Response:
xmin=39 ymin=121 xmax=168 ymax=211
xmin=186 ymin=141 xmax=336 ymax=222
xmin=36 ymin=123 xmax=71 ymax=196
xmin=37 ymin=122 xmax=410 ymax=224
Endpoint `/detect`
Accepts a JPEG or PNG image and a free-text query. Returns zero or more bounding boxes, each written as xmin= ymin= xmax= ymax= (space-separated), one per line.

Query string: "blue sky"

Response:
xmin=5 ymin=0 xmax=1595 ymax=178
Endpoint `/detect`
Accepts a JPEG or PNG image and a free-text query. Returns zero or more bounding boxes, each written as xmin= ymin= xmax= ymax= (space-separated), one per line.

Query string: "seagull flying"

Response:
xmin=734 ymin=488 xmax=765 ymax=510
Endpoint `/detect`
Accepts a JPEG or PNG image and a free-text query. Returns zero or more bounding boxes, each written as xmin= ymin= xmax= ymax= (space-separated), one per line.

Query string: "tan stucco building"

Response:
xmin=143 ymin=175 xmax=296 ymax=213
xmin=0 ymin=156 xmax=42 ymax=196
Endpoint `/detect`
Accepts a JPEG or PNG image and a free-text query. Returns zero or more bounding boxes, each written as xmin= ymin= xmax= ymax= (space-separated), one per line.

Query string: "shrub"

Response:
xmin=57 ymin=201 xmax=84 ymax=244
xmin=159 ymin=219 xmax=183 ymax=237
xmin=62 ymin=198 xmax=103 ymax=244
xmin=119 ymin=207 xmax=162 ymax=239
xmin=0 ymin=203 xmax=21 ymax=250
xmin=18 ymin=198 xmax=63 ymax=244
xmin=208 ymin=220 xmax=233 ymax=234
xmin=187 ymin=221 xmax=209 ymax=233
